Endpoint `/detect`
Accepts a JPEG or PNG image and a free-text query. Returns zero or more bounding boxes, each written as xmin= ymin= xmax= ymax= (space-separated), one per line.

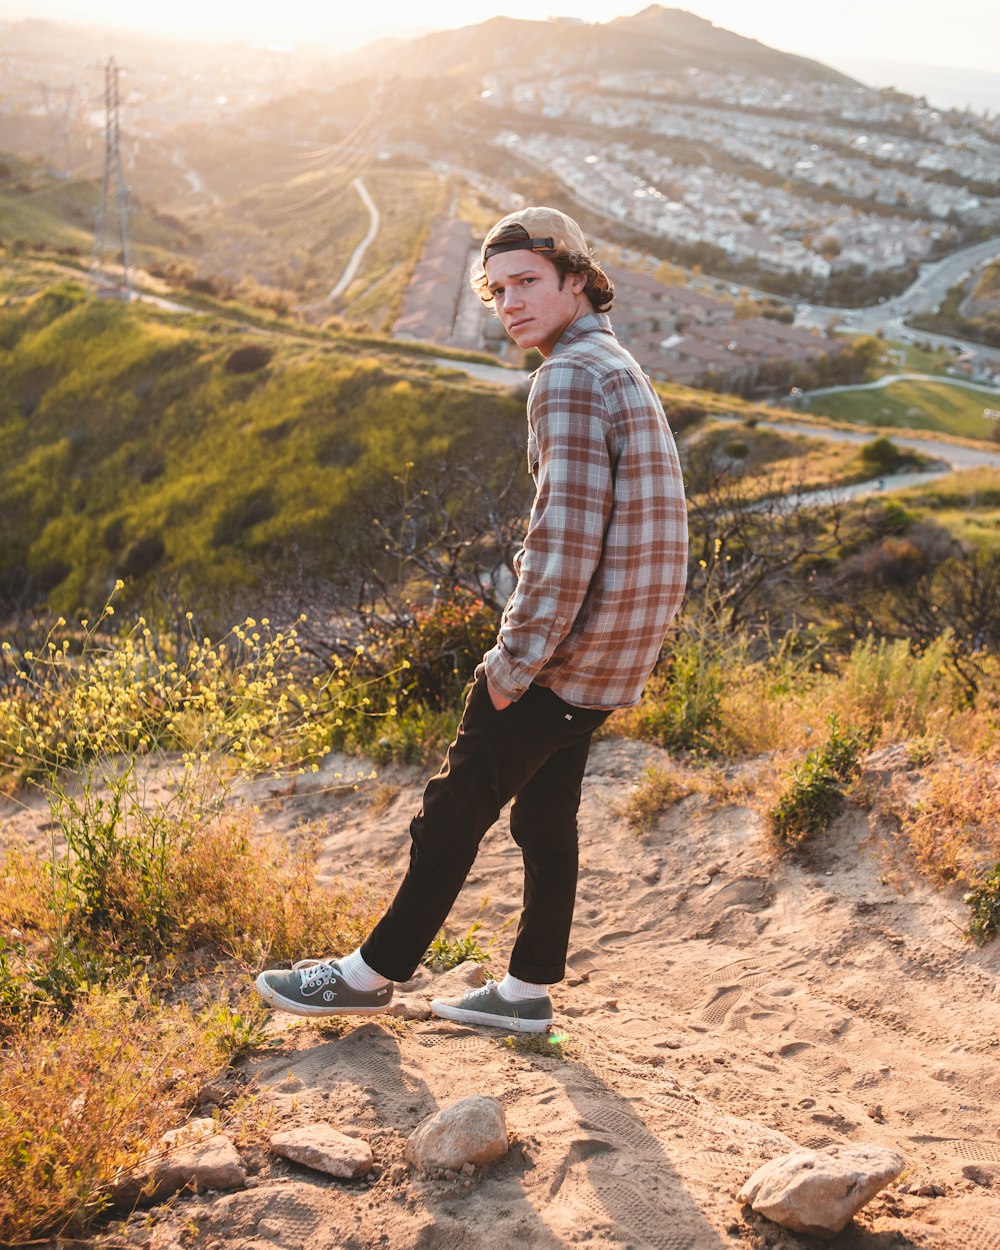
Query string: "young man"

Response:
xmin=256 ymin=207 xmax=687 ymax=1033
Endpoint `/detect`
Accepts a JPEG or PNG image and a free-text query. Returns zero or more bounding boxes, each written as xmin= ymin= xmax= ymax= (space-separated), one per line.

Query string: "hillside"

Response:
xmin=0 ymin=278 xmax=527 ymax=620
xmin=333 ymin=6 xmax=855 ymax=86
xmin=2 ymin=734 xmax=1000 ymax=1248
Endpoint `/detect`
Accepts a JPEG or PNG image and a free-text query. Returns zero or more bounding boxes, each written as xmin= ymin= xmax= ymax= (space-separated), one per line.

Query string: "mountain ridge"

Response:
xmin=332 ymin=5 xmax=858 ymax=88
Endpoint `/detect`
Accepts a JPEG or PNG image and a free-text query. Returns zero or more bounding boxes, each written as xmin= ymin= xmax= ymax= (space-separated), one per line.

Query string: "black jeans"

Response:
xmin=361 ymin=670 xmax=611 ymax=985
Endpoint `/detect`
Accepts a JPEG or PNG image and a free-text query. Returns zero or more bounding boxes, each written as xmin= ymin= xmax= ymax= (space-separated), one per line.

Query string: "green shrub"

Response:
xmin=631 ymin=635 xmax=723 ymax=754
xmin=768 ymin=715 xmax=870 ymax=846
xmin=965 ymin=863 xmax=1000 ymax=945
xmin=860 ymin=436 xmax=904 ymax=476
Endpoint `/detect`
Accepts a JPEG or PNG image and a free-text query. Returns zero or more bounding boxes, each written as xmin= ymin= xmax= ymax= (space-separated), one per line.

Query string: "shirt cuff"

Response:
xmin=482 ymin=642 xmax=529 ymax=703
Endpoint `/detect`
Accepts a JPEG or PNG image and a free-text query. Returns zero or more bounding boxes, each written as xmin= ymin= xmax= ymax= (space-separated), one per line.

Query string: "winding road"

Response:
xmin=804 ymin=371 xmax=1000 ymax=400
xmin=328 ymin=178 xmax=380 ymax=303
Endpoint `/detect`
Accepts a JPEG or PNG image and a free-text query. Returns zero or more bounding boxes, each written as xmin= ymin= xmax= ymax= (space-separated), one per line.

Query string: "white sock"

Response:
xmin=338 ymin=948 xmax=391 ymax=992
xmin=498 ymin=973 xmax=549 ymax=1001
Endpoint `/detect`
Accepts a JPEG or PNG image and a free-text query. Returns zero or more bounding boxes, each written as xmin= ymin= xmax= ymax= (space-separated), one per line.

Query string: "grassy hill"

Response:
xmin=0 ymin=155 xmax=196 ymax=267
xmin=0 ymin=277 xmax=526 ymax=622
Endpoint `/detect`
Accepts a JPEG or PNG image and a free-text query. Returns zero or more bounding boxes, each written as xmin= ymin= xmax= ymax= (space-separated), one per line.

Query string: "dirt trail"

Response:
xmin=7 ymin=738 xmax=1000 ymax=1248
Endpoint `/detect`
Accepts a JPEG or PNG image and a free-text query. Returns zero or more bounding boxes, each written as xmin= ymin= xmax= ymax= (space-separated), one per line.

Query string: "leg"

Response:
xmin=361 ymin=674 xmax=590 ymax=981
xmin=506 ymin=728 xmax=596 ymax=985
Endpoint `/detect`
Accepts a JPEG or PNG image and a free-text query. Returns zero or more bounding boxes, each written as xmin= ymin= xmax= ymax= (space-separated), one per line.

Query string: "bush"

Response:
xmin=224 ymin=344 xmax=273 ymax=374
xmin=0 ymin=983 xmax=221 ymax=1244
xmin=966 ymin=863 xmax=1000 ymax=945
xmin=628 ymin=635 xmax=723 ymax=754
xmin=860 ymin=436 xmax=904 ymax=476
xmin=834 ymin=635 xmax=950 ymax=736
xmin=768 ymin=716 xmax=870 ymax=846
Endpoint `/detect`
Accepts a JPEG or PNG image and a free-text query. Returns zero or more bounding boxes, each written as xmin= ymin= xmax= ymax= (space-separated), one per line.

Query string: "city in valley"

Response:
xmin=2 ymin=8 xmax=1000 ymax=398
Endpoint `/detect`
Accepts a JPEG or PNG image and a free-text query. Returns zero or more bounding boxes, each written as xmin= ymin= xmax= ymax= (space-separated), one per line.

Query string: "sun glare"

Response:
xmin=2 ymin=0 xmax=998 ymax=70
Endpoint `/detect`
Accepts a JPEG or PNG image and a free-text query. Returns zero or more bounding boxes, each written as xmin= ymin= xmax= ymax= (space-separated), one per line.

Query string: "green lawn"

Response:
xmin=871 ymin=340 xmax=958 ymax=378
xmin=805 ymin=378 xmax=1000 ymax=441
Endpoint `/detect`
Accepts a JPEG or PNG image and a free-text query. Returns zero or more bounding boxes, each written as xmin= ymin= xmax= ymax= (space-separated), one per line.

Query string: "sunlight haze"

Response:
xmin=2 ymin=0 xmax=999 ymax=74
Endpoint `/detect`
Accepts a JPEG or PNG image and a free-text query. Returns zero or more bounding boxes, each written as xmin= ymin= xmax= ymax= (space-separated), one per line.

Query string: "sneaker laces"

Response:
xmin=297 ymin=961 xmax=336 ymax=990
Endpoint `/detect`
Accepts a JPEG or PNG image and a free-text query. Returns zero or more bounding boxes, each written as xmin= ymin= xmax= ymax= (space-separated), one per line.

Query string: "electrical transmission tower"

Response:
xmin=89 ymin=58 xmax=132 ymax=300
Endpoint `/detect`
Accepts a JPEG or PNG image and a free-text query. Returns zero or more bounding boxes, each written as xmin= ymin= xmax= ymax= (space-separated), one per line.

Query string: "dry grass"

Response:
xmin=882 ymin=754 xmax=1000 ymax=885
xmin=620 ymin=765 xmax=694 ymax=833
xmin=0 ymin=807 xmax=391 ymax=1245
xmin=0 ymin=982 xmax=221 ymax=1245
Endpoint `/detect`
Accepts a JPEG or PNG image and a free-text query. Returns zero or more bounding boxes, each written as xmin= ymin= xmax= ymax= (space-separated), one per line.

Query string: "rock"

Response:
xmin=739 ymin=1143 xmax=904 ymax=1239
xmin=431 ymin=961 xmax=487 ymax=994
xmin=387 ymin=996 xmax=433 ymax=1021
xmin=195 ymin=1080 xmax=230 ymax=1107
xmin=270 ymin=1125 xmax=373 ymax=1178
xmin=112 ymin=1120 xmax=246 ymax=1207
xmin=405 ymin=1096 xmax=508 ymax=1173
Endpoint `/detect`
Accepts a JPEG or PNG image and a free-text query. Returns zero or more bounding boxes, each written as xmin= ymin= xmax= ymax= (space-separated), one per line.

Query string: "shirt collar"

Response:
xmin=549 ymin=312 xmax=614 ymax=356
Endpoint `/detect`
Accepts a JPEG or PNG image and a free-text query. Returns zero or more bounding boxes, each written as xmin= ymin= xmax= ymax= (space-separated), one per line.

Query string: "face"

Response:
xmin=483 ymin=250 xmax=589 ymax=358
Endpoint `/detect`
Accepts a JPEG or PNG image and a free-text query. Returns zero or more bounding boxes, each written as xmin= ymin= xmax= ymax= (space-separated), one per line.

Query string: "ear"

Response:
xmin=569 ymin=271 xmax=587 ymax=296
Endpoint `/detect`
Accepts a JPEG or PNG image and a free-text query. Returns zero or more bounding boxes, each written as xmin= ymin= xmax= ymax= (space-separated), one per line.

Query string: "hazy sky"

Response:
xmin=4 ymin=0 xmax=999 ymax=75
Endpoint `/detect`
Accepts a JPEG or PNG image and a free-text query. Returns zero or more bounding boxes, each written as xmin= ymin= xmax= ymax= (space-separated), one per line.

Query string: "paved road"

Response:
xmin=731 ymin=415 xmax=1000 ymax=471
xmin=804 ymin=371 xmax=1000 ymax=400
xmin=328 ymin=178 xmax=380 ymax=302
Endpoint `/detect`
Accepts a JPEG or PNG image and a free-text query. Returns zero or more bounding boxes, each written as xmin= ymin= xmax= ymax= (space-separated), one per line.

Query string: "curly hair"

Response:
xmin=470 ymin=223 xmax=614 ymax=313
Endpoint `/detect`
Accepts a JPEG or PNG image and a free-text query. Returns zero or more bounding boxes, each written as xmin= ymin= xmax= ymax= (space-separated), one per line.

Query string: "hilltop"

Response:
xmin=333 ymin=6 xmax=854 ymax=86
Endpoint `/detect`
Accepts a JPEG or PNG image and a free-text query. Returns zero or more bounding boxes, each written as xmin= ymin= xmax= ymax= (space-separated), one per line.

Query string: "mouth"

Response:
xmin=508 ymin=318 xmax=532 ymax=333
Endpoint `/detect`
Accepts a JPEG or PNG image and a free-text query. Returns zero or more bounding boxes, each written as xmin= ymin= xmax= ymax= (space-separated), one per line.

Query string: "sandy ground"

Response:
xmin=6 ymin=736 xmax=1000 ymax=1249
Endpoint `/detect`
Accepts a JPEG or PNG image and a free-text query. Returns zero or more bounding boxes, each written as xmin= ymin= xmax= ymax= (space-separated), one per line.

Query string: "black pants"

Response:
xmin=361 ymin=670 xmax=611 ymax=985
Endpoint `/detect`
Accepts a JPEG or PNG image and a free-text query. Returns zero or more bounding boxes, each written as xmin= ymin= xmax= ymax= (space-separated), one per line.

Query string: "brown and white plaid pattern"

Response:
xmin=484 ymin=313 xmax=688 ymax=710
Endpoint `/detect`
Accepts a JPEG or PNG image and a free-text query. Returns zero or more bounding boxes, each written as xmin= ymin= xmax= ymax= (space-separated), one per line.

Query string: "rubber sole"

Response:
xmin=430 ymin=998 xmax=552 ymax=1033
xmin=255 ymin=972 xmax=392 ymax=1017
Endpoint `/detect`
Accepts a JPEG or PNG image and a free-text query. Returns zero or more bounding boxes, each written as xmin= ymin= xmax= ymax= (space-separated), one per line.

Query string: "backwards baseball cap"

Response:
xmin=481 ymin=206 xmax=590 ymax=265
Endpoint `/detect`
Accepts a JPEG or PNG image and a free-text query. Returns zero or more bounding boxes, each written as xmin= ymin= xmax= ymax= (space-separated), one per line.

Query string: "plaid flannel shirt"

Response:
xmin=483 ymin=313 xmax=688 ymax=710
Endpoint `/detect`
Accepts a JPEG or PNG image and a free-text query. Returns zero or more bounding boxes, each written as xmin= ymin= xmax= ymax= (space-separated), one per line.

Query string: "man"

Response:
xmin=256 ymin=207 xmax=687 ymax=1033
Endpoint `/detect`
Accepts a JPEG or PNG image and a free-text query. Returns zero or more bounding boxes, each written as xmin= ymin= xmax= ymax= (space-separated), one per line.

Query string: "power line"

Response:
xmin=88 ymin=57 xmax=132 ymax=300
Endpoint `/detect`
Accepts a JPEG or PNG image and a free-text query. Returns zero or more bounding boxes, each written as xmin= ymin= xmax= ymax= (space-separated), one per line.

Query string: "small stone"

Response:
xmin=461 ymin=1162 xmax=475 ymax=1176
xmin=739 ymin=1143 xmax=904 ymax=1238
xmin=641 ymin=868 xmax=660 ymax=884
xmin=195 ymin=1081 xmax=229 ymax=1107
xmin=270 ymin=1124 xmax=373 ymax=1179
xmin=112 ymin=1128 xmax=245 ymax=1207
xmin=386 ymin=997 xmax=433 ymax=1021
xmin=405 ymin=1096 xmax=507 ymax=1173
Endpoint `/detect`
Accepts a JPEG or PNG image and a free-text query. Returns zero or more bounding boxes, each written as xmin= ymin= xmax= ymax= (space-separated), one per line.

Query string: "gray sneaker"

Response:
xmin=430 ymin=981 xmax=553 ymax=1034
xmin=255 ymin=958 xmax=393 ymax=1017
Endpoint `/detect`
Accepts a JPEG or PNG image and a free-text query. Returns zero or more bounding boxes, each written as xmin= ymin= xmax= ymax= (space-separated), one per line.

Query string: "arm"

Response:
xmin=483 ymin=363 xmax=612 ymax=702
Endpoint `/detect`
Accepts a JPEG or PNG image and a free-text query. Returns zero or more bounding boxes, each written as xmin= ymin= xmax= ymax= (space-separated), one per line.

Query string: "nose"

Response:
xmin=500 ymin=286 xmax=524 ymax=313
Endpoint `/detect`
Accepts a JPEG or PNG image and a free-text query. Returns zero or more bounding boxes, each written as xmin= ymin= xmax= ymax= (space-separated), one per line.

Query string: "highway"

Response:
xmin=794 ymin=234 xmax=1000 ymax=371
